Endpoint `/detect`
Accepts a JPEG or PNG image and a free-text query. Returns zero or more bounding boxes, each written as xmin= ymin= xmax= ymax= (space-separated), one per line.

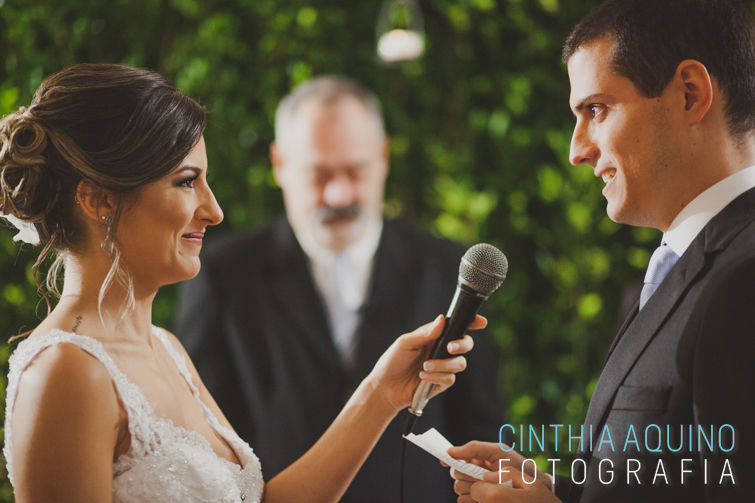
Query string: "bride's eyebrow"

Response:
xmin=172 ymin=166 xmax=201 ymax=176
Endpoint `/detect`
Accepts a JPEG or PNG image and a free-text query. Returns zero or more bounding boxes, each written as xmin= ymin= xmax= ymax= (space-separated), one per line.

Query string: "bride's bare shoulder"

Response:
xmin=8 ymin=332 xmax=123 ymax=500
xmin=13 ymin=337 xmax=121 ymax=420
xmin=11 ymin=307 xmax=123 ymax=432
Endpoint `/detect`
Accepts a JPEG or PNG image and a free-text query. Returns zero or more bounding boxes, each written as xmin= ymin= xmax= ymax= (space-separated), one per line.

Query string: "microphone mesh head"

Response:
xmin=459 ymin=243 xmax=508 ymax=296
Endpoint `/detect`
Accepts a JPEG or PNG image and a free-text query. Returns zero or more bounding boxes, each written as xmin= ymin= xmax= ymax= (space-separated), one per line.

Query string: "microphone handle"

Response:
xmin=408 ymin=283 xmax=485 ymax=416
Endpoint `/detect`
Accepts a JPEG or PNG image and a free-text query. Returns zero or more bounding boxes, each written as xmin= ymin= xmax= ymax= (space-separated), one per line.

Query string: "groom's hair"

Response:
xmin=563 ymin=0 xmax=755 ymax=136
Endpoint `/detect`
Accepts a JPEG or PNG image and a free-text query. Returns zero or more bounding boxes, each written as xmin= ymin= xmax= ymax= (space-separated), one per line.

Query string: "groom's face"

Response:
xmin=567 ymin=36 xmax=681 ymax=230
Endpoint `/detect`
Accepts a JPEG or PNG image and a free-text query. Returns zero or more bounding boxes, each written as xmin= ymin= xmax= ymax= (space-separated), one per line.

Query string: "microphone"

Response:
xmin=408 ymin=243 xmax=508 ymax=417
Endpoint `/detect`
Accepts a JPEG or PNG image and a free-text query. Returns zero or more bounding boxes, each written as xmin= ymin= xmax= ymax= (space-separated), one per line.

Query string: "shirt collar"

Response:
xmin=663 ymin=165 xmax=755 ymax=256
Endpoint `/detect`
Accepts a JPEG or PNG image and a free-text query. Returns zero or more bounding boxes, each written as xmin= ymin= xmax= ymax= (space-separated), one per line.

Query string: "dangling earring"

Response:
xmin=100 ymin=214 xmax=114 ymax=253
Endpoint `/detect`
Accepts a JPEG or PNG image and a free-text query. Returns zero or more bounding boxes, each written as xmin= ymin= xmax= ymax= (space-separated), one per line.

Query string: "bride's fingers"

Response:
xmin=420 ymin=371 xmax=456 ymax=390
xmin=424 ymin=355 xmax=467 ymax=374
xmin=399 ymin=314 xmax=485 ymax=352
xmin=419 ymin=354 xmax=467 ymax=392
xmin=446 ymin=334 xmax=473 ymax=355
xmin=398 ymin=315 xmax=445 ymax=349
xmin=468 ymin=314 xmax=487 ymax=330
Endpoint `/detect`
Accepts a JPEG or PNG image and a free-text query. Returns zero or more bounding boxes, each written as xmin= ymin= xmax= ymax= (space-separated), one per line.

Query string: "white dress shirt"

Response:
xmin=663 ymin=165 xmax=755 ymax=256
xmin=294 ymin=219 xmax=383 ymax=367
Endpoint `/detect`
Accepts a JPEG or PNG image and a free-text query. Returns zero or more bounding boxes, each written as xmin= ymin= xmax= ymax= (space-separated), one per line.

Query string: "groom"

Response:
xmin=450 ymin=0 xmax=755 ymax=502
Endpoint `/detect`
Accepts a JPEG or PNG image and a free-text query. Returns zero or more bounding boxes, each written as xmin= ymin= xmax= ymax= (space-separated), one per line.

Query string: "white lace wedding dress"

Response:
xmin=3 ymin=327 xmax=264 ymax=502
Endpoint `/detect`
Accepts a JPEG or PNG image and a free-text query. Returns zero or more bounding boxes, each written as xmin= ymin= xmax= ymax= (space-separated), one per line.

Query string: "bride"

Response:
xmin=0 ymin=64 xmax=483 ymax=502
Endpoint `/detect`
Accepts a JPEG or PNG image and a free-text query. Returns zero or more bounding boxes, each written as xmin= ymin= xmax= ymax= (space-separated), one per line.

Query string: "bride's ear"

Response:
xmin=75 ymin=180 xmax=118 ymax=223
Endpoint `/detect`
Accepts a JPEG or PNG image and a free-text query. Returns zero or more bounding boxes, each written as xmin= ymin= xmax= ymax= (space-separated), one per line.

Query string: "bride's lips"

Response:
xmin=182 ymin=231 xmax=205 ymax=245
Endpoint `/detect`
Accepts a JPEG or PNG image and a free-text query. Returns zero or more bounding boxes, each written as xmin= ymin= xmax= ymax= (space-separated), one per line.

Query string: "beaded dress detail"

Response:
xmin=4 ymin=327 xmax=263 ymax=502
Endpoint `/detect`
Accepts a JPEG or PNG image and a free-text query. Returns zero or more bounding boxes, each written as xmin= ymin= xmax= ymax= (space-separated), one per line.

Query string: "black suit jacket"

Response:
xmin=175 ymin=217 xmax=503 ymax=502
xmin=557 ymin=188 xmax=755 ymax=503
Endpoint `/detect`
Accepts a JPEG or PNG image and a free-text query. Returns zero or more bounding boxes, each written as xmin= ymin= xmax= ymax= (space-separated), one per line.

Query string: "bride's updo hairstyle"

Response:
xmin=0 ymin=63 xmax=206 ymax=313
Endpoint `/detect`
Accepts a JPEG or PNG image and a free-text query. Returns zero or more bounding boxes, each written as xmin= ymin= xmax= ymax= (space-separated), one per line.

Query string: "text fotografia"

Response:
xmin=497 ymin=424 xmax=737 ymax=487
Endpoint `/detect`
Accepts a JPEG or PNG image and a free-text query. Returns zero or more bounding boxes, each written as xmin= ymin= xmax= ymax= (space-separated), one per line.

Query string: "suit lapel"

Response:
xmin=582 ymin=241 xmax=707 ymax=431
xmin=582 ymin=187 xmax=755 ymax=435
xmin=266 ymin=218 xmax=342 ymax=368
xmin=605 ymin=300 xmax=638 ymax=359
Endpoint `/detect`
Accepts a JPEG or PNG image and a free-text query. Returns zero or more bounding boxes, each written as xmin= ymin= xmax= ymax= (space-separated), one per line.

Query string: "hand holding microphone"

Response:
xmin=409 ymin=243 xmax=508 ymax=417
xmin=365 ymin=243 xmax=507 ymax=417
xmin=398 ymin=243 xmax=507 ymax=503
xmin=365 ymin=311 xmax=483 ymax=413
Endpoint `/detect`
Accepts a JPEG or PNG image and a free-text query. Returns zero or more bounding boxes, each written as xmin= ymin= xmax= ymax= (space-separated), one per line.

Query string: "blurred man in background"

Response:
xmin=176 ymin=76 xmax=502 ymax=502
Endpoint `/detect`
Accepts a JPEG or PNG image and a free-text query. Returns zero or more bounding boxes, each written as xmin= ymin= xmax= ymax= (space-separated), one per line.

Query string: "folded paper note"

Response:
xmin=404 ymin=428 xmax=505 ymax=483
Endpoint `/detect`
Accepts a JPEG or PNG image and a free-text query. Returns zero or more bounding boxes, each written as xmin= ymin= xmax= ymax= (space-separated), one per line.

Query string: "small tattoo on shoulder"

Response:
xmin=72 ymin=315 xmax=82 ymax=333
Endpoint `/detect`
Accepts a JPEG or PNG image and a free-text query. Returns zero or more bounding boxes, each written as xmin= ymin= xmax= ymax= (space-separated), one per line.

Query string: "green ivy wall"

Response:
xmin=2 ymin=1 xmax=751 ymax=499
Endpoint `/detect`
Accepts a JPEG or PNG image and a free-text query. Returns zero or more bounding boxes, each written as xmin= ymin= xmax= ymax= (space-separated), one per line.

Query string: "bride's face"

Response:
xmin=116 ymin=136 xmax=223 ymax=290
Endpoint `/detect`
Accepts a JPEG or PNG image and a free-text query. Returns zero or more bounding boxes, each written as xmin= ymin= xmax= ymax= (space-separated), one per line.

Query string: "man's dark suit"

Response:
xmin=557 ymin=188 xmax=755 ymax=502
xmin=175 ymin=216 xmax=502 ymax=502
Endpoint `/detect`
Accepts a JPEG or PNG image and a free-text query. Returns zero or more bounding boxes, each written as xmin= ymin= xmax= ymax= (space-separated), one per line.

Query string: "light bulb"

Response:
xmin=375 ymin=0 xmax=425 ymax=63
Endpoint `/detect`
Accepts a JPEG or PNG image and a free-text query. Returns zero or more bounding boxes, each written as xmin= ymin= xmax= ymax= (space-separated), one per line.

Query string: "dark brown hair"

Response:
xmin=0 ymin=63 xmax=206 ymax=311
xmin=562 ymin=0 xmax=755 ymax=136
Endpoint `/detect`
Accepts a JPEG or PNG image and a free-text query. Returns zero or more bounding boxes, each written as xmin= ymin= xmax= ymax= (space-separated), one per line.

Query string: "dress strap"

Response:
xmin=151 ymin=327 xmax=203 ymax=399
xmin=3 ymin=330 xmax=155 ymax=485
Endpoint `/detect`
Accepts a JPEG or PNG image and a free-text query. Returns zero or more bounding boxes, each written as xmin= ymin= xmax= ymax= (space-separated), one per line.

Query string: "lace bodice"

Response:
xmin=3 ymin=327 xmax=263 ymax=502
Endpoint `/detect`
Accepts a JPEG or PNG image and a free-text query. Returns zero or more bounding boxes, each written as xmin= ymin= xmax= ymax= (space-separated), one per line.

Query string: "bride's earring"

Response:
xmin=100 ymin=214 xmax=114 ymax=254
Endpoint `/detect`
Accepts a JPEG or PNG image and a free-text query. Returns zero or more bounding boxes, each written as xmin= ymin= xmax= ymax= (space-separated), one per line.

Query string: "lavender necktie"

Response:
xmin=639 ymin=243 xmax=680 ymax=309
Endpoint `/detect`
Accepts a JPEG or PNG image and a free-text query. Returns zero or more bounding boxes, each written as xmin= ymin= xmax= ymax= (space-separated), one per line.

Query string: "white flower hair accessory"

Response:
xmin=1 ymin=213 xmax=40 ymax=245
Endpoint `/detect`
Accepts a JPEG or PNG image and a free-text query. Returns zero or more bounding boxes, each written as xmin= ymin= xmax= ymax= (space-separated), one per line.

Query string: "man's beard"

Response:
xmin=316 ymin=204 xmax=362 ymax=225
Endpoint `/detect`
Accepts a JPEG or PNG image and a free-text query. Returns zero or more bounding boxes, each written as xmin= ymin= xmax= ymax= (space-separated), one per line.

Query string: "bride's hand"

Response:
xmin=366 ymin=314 xmax=487 ymax=413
